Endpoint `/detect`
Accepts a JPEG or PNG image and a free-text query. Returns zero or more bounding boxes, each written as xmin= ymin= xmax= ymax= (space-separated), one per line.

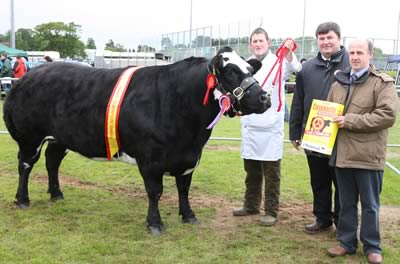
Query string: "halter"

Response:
xmin=203 ymin=64 xmax=259 ymax=129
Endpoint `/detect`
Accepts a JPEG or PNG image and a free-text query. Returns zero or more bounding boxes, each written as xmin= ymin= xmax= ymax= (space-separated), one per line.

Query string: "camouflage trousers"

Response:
xmin=243 ymin=159 xmax=281 ymax=217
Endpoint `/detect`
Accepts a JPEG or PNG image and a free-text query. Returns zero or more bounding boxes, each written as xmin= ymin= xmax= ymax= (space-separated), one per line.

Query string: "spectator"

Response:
xmin=44 ymin=55 xmax=53 ymax=62
xmin=0 ymin=52 xmax=13 ymax=96
xmin=12 ymin=55 xmax=27 ymax=78
xmin=233 ymin=27 xmax=301 ymax=226
xmin=289 ymin=22 xmax=350 ymax=234
xmin=0 ymin=52 xmax=12 ymax=78
xmin=326 ymin=38 xmax=398 ymax=264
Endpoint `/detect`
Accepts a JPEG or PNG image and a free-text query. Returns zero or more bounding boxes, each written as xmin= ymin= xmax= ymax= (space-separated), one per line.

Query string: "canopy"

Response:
xmin=387 ymin=55 xmax=400 ymax=64
xmin=0 ymin=44 xmax=28 ymax=57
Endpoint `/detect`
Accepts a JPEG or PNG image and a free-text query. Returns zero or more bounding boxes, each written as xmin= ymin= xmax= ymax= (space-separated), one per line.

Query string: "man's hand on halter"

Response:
xmin=283 ymin=38 xmax=295 ymax=62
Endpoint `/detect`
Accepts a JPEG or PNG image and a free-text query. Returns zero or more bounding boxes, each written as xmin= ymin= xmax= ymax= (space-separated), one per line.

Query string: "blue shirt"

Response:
xmin=350 ymin=67 xmax=369 ymax=82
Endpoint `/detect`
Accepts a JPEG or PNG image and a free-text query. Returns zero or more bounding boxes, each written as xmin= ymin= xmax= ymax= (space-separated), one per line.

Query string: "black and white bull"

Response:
xmin=3 ymin=47 xmax=270 ymax=235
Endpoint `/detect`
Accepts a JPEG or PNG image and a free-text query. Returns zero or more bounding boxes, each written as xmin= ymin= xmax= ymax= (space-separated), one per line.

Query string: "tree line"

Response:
xmin=0 ymin=22 xmax=156 ymax=59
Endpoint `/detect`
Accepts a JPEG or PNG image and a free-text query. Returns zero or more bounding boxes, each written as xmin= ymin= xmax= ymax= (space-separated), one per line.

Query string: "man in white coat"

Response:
xmin=233 ymin=27 xmax=301 ymax=226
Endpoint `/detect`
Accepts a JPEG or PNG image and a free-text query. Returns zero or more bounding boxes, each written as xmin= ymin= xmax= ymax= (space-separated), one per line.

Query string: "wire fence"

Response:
xmin=159 ymin=18 xmax=400 ymax=70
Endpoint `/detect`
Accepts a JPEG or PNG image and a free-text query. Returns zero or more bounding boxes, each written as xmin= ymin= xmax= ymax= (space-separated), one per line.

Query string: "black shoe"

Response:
xmin=304 ymin=221 xmax=332 ymax=234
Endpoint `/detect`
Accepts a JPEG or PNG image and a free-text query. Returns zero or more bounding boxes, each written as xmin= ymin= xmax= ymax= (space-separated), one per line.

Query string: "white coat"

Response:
xmin=241 ymin=50 xmax=301 ymax=161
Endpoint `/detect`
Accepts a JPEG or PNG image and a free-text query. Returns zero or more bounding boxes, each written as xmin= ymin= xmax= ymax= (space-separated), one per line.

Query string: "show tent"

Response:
xmin=0 ymin=44 xmax=28 ymax=57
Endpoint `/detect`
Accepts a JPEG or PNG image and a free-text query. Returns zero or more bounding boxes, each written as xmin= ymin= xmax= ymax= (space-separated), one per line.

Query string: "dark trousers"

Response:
xmin=243 ymin=159 xmax=281 ymax=217
xmin=306 ymin=155 xmax=340 ymax=226
xmin=335 ymin=168 xmax=383 ymax=255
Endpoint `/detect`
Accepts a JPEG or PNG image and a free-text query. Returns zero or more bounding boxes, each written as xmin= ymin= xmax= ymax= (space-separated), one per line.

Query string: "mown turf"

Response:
xmin=1 ymin=98 xmax=399 ymax=263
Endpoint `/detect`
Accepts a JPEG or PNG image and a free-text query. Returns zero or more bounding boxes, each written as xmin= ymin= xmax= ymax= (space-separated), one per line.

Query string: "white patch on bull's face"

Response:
xmin=213 ymin=89 xmax=223 ymax=101
xmin=221 ymin=51 xmax=250 ymax=74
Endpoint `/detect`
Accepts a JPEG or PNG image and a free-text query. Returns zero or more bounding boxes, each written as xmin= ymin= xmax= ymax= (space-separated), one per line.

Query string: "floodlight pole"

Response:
xmin=10 ymin=0 xmax=16 ymax=48
xmin=301 ymin=0 xmax=306 ymax=59
xmin=396 ymin=9 xmax=400 ymax=54
xmin=189 ymin=0 xmax=193 ymax=53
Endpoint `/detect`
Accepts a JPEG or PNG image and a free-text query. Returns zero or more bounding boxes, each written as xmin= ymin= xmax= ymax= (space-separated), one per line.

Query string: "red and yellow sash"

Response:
xmin=105 ymin=66 xmax=141 ymax=160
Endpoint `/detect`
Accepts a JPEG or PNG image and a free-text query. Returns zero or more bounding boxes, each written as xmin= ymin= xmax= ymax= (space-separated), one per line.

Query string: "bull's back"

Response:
xmin=4 ymin=63 xmax=124 ymax=156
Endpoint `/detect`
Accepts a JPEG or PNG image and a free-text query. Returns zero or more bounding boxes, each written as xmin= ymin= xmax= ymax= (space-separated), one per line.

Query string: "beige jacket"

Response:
xmin=327 ymin=66 xmax=398 ymax=170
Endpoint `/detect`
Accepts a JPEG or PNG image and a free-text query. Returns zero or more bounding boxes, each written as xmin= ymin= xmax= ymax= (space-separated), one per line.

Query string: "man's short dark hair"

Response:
xmin=315 ymin=22 xmax=341 ymax=38
xmin=250 ymin=27 xmax=269 ymax=42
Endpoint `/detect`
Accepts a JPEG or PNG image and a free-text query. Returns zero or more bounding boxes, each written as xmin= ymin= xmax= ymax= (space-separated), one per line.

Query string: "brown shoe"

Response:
xmin=304 ymin=221 xmax=332 ymax=234
xmin=327 ymin=245 xmax=349 ymax=257
xmin=260 ymin=215 xmax=277 ymax=226
xmin=367 ymin=253 xmax=383 ymax=264
xmin=232 ymin=207 xmax=260 ymax=216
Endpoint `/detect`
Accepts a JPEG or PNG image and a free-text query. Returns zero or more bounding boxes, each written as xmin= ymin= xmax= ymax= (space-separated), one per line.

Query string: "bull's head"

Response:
xmin=208 ymin=47 xmax=271 ymax=116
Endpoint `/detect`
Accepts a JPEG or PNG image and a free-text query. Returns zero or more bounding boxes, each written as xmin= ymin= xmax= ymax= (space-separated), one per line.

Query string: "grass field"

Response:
xmin=0 ymin=97 xmax=399 ymax=264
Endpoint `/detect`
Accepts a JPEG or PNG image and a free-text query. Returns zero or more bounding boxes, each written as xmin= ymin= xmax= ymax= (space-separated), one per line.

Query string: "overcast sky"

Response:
xmin=1 ymin=0 xmax=400 ymax=53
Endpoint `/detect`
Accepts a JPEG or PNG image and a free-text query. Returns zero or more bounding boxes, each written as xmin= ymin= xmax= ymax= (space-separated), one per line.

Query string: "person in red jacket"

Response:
xmin=12 ymin=55 xmax=27 ymax=78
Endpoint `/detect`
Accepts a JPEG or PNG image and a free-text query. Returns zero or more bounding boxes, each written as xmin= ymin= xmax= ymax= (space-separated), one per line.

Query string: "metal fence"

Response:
xmin=160 ymin=18 xmax=400 ymax=70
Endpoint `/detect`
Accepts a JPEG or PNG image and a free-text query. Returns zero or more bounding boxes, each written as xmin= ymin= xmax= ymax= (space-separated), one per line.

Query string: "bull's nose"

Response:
xmin=259 ymin=92 xmax=271 ymax=107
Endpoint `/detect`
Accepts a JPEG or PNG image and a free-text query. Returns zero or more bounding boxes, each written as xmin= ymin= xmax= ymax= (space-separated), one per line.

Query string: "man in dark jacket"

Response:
xmin=0 ymin=52 xmax=13 ymax=97
xmin=0 ymin=52 xmax=12 ymax=78
xmin=289 ymin=22 xmax=349 ymax=234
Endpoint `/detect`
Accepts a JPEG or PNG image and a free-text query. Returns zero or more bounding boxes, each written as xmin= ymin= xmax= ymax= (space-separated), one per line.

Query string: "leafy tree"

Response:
xmin=161 ymin=37 xmax=172 ymax=49
xmin=86 ymin=37 xmax=96 ymax=49
xmin=137 ymin=45 xmax=155 ymax=52
xmin=105 ymin=39 xmax=127 ymax=52
xmin=0 ymin=31 xmax=10 ymax=44
xmin=191 ymin=35 xmax=211 ymax=47
xmin=15 ymin=28 xmax=38 ymax=51
xmin=373 ymin=47 xmax=384 ymax=57
xmin=34 ymin=22 xmax=86 ymax=58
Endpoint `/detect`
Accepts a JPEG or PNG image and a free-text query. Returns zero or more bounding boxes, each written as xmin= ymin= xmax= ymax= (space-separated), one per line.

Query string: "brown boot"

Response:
xmin=327 ymin=245 xmax=349 ymax=257
xmin=232 ymin=207 xmax=260 ymax=216
xmin=260 ymin=215 xmax=277 ymax=226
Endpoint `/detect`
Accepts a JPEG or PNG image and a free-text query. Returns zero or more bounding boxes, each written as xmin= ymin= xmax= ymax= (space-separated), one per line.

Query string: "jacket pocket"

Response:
xmin=348 ymin=97 xmax=374 ymax=114
xmin=344 ymin=132 xmax=380 ymax=164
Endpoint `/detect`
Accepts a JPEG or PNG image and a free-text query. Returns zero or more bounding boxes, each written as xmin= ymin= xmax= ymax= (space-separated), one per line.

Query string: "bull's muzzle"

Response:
xmin=259 ymin=91 xmax=271 ymax=108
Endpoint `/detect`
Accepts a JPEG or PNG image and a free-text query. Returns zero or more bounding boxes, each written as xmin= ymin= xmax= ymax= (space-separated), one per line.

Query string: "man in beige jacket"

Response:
xmin=326 ymin=38 xmax=398 ymax=264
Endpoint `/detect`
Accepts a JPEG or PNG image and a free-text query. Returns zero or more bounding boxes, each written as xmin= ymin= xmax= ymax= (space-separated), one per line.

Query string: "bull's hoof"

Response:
xmin=147 ymin=224 xmax=165 ymax=236
xmin=15 ymin=201 xmax=30 ymax=209
xmin=182 ymin=216 xmax=200 ymax=224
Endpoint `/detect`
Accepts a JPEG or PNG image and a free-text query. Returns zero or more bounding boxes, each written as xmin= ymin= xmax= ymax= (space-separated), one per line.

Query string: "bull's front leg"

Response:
xmin=175 ymin=173 xmax=200 ymax=224
xmin=142 ymin=173 xmax=164 ymax=236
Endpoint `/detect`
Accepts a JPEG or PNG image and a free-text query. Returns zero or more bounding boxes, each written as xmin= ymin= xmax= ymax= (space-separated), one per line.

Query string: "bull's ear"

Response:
xmin=209 ymin=54 xmax=223 ymax=74
xmin=247 ymin=59 xmax=262 ymax=74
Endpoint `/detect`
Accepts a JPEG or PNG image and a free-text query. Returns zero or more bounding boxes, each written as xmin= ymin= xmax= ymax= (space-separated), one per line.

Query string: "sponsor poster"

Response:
xmin=301 ymin=99 xmax=344 ymax=155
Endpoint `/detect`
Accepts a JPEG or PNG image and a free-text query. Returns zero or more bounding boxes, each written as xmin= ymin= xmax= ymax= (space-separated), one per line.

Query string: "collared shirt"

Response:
xmin=321 ymin=54 xmax=331 ymax=61
xmin=350 ymin=67 xmax=369 ymax=82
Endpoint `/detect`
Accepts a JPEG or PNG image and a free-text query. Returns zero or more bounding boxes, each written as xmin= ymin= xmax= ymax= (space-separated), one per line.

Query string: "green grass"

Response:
xmin=1 ymin=98 xmax=400 ymax=263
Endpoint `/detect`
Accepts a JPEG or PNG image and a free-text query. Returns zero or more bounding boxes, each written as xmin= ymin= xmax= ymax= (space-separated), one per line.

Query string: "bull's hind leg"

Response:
xmin=15 ymin=147 xmax=42 ymax=208
xmin=175 ymin=173 xmax=200 ymax=224
xmin=45 ymin=143 xmax=67 ymax=201
xmin=142 ymin=172 xmax=164 ymax=236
